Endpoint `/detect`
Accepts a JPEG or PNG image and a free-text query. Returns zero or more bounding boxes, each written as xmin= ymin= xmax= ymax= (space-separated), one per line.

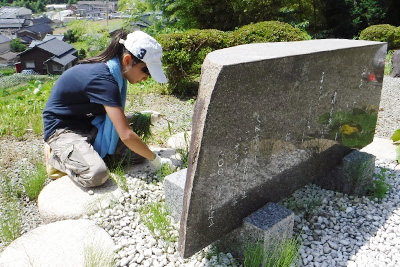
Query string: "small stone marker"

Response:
xmin=0 ymin=219 xmax=114 ymax=267
xmin=179 ymin=39 xmax=387 ymax=257
xmin=391 ymin=49 xmax=400 ymax=77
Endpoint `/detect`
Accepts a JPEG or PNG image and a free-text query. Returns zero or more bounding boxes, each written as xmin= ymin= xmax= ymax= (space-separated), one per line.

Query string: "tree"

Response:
xmin=10 ymin=38 xmax=26 ymax=52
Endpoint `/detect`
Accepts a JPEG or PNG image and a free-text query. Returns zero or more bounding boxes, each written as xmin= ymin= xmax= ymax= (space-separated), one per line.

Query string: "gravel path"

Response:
xmin=0 ymin=76 xmax=399 ymax=266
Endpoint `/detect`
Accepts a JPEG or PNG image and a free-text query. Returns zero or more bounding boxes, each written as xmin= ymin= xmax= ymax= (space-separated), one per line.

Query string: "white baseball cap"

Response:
xmin=119 ymin=31 xmax=168 ymax=83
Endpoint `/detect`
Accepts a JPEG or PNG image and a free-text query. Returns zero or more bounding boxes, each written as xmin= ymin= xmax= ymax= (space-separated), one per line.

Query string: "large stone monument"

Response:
xmin=179 ymin=39 xmax=387 ymax=257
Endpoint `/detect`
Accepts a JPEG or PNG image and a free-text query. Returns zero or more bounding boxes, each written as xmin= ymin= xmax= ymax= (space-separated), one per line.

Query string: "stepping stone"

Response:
xmin=0 ymin=219 xmax=115 ymax=267
xmin=360 ymin=137 xmax=397 ymax=162
xmin=167 ymin=131 xmax=191 ymax=150
xmin=38 ymin=176 xmax=123 ymax=223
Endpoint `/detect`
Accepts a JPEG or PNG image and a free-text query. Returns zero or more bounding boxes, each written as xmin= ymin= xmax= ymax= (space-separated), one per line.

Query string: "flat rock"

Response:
xmin=0 ymin=219 xmax=114 ymax=267
xmin=38 ymin=176 xmax=123 ymax=223
xmin=167 ymin=131 xmax=191 ymax=150
xmin=360 ymin=137 xmax=397 ymax=162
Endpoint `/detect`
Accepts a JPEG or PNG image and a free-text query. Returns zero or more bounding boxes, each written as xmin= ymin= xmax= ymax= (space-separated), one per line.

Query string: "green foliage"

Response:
xmin=84 ymin=242 xmax=116 ymax=267
xmin=0 ymin=172 xmax=23 ymax=245
xmin=21 ymin=162 xmax=47 ymax=200
xmin=155 ymin=163 xmax=174 ymax=182
xmin=360 ymin=24 xmax=400 ymax=50
xmin=391 ymin=129 xmax=400 ymax=142
xmin=231 ymin=21 xmax=311 ymax=45
xmin=317 ymin=108 xmax=378 ymax=148
xmin=173 ymin=0 xmax=283 ymax=31
xmin=244 ymin=240 xmax=264 ymax=267
xmin=139 ymin=201 xmax=177 ymax=243
xmin=109 ymin=163 xmax=128 ymax=192
xmin=0 ymin=78 xmax=55 ymax=138
xmin=66 ymin=20 xmax=111 ymax=57
xmin=78 ymin=48 xmax=87 ymax=60
xmin=367 ymin=168 xmax=392 ymax=200
xmin=243 ymin=236 xmax=301 ymax=267
xmin=0 ymin=199 xmax=22 ymax=246
xmin=158 ymin=21 xmax=309 ymax=97
xmin=157 ymin=28 xmax=230 ymax=97
xmin=10 ymin=38 xmax=26 ymax=53
xmin=264 ymin=235 xmax=301 ymax=267
xmin=128 ymin=112 xmax=152 ymax=142
xmin=0 ymin=67 xmax=16 ymax=77
xmin=391 ymin=129 xmax=400 ymax=163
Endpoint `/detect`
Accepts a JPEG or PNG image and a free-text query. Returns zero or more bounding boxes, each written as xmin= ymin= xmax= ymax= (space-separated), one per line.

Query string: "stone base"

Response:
xmin=164 ymin=170 xmax=294 ymax=263
xmin=164 ymin=169 xmax=187 ymax=222
xmin=314 ymin=149 xmax=375 ymax=196
xmin=216 ymin=203 xmax=294 ymax=263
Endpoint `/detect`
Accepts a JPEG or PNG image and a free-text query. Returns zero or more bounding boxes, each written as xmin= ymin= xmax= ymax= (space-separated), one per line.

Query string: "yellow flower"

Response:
xmin=339 ymin=124 xmax=358 ymax=135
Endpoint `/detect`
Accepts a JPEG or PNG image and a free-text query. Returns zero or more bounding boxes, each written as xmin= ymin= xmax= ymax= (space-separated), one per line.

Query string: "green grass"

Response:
xmin=139 ymin=201 xmax=177 ymax=243
xmin=21 ymin=162 xmax=48 ymax=200
xmin=0 ymin=78 xmax=55 ymax=138
xmin=367 ymin=167 xmax=393 ymax=200
xmin=0 ymin=172 xmax=23 ymax=246
xmin=243 ymin=240 xmax=264 ymax=267
xmin=108 ymin=162 xmax=128 ymax=192
xmin=244 ymin=236 xmax=301 ymax=267
xmin=385 ymin=49 xmax=394 ymax=76
xmin=155 ymin=163 xmax=175 ymax=182
xmin=0 ymin=199 xmax=22 ymax=246
xmin=84 ymin=241 xmax=116 ymax=267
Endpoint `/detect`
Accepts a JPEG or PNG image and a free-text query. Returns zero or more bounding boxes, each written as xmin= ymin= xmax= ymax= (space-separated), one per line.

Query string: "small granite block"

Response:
xmin=217 ymin=203 xmax=294 ymax=262
xmin=164 ymin=169 xmax=187 ymax=221
xmin=314 ymin=149 xmax=375 ymax=196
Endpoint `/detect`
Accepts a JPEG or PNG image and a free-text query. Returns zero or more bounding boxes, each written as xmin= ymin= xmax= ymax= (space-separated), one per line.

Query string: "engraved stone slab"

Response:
xmin=179 ymin=39 xmax=387 ymax=257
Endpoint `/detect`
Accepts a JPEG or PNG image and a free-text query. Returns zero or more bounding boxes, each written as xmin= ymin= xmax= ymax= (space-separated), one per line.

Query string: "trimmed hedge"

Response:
xmin=360 ymin=24 xmax=400 ymax=50
xmin=157 ymin=21 xmax=310 ymax=97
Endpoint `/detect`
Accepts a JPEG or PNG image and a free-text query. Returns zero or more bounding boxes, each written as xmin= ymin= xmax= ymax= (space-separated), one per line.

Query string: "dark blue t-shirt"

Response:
xmin=43 ymin=63 xmax=121 ymax=141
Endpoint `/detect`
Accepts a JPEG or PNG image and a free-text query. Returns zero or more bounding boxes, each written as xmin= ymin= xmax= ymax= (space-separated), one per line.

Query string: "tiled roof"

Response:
xmin=45 ymin=52 xmax=77 ymax=66
xmin=0 ymin=18 xmax=25 ymax=24
xmin=37 ymin=38 xmax=74 ymax=56
xmin=20 ymin=23 xmax=53 ymax=34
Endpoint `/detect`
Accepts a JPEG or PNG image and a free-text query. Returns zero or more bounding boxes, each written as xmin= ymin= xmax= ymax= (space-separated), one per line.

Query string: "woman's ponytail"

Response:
xmin=79 ymin=30 xmax=128 ymax=64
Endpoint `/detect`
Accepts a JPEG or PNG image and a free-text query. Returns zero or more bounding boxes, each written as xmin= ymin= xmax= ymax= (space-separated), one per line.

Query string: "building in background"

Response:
xmin=18 ymin=38 xmax=77 ymax=74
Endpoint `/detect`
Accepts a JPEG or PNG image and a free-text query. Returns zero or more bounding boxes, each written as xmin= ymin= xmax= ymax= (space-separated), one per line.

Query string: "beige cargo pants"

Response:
xmin=44 ymin=129 xmax=109 ymax=188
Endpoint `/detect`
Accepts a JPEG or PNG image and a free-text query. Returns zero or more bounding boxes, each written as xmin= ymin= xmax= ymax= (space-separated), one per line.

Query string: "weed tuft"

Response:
xmin=367 ymin=167 xmax=392 ymax=200
xmin=139 ymin=201 xmax=177 ymax=243
xmin=84 ymin=241 xmax=116 ymax=267
xmin=21 ymin=162 xmax=47 ymax=200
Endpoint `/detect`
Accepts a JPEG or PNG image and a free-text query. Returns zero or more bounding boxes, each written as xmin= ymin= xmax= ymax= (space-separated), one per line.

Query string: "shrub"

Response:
xmin=158 ymin=21 xmax=310 ymax=97
xmin=359 ymin=24 xmax=400 ymax=50
xmin=157 ymin=29 xmax=230 ymax=97
xmin=231 ymin=21 xmax=311 ymax=45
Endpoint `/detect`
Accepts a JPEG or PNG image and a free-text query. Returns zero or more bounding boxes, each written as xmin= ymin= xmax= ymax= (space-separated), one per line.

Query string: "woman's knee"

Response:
xmin=78 ymin=164 xmax=109 ymax=188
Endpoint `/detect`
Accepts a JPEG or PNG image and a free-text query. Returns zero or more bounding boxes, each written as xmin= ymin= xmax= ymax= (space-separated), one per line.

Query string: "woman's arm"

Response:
xmin=103 ymin=105 xmax=156 ymax=160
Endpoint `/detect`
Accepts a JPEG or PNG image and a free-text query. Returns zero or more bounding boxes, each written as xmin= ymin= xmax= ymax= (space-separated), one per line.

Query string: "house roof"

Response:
xmin=45 ymin=52 xmax=77 ymax=66
xmin=0 ymin=6 xmax=32 ymax=18
xmin=37 ymin=38 xmax=74 ymax=56
xmin=0 ymin=34 xmax=11 ymax=44
xmin=33 ymin=17 xmax=52 ymax=24
xmin=0 ymin=51 xmax=17 ymax=60
xmin=19 ymin=23 xmax=53 ymax=34
xmin=29 ymin=34 xmax=64 ymax=47
xmin=0 ymin=18 xmax=25 ymax=24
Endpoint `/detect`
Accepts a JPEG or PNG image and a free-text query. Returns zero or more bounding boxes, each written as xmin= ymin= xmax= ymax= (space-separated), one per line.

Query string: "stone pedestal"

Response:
xmin=315 ymin=149 xmax=376 ymax=196
xmin=164 ymin=170 xmax=294 ymax=263
xmin=216 ymin=203 xmax=294 ymax=262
